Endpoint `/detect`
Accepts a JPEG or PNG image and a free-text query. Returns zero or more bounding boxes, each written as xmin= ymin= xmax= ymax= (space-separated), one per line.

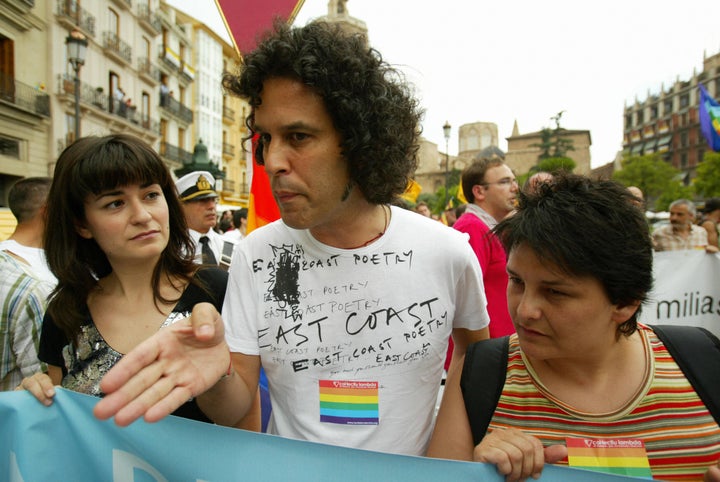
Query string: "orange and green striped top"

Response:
xmin=487 ymin=326 xmax=720 ymax=481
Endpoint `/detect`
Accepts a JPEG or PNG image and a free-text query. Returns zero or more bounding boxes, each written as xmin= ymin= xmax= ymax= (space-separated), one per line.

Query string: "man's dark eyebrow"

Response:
xmin=254 ymin=121 xmax=322 ymax=134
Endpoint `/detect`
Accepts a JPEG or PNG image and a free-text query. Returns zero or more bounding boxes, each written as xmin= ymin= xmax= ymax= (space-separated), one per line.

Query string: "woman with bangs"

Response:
xmin=18 ymin=134 xmax=231 ymax=424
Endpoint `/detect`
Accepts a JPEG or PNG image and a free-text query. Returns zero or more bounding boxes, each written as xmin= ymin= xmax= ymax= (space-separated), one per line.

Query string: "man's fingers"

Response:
xmin=99 ymin=371 xmax=174 ymax=426
xmin=99 ymin=338 xmax=162 ymax=395
xmin=95 ymin=360 xmax=166 ymax=422
xmin=191 ymin=302 xmax=222 ymax=342
xmin=144 ymin=386 xmax=194 ymax=423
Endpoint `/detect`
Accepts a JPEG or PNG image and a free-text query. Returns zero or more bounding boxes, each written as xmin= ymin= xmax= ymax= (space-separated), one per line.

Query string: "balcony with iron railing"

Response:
xmin=159 ymin=92 xmax=193 ymax=124
xmin=15 ymin=0 xmax=35 ymax=9
xmin=221 ymin=179 xmax=235 ymax=192
xmin=158 ymin=44 xmax=181 ymax=72
xmin=222 ymin=142 xmax=235 ymax=158
xmin=110 ymin=0 xmax=131 ymax=11
xmin=56 ymin=0 xmax=96 ymax=37
xmin=57 ymin=74 xmax=160 ymax=135
xmin=0 ymin=72 xmax=50 ymax=117
xmin=222 ymin=105 xmax=235 ymax=123
xmin=160 ymin=141 xmax=193 ymax=164
xmin=180 ymin=62 xmax=195 ymax=82
xmin=102 ymin=31 xmax=132 ymax=65
xmin=137 ymin=3 xmax=161 ymax=35
xmin=137 ymin=57 xmax=160 ymax=86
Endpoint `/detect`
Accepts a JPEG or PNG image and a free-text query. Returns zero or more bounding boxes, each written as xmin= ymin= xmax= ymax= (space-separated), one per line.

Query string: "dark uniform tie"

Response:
xmin=199 ymin=236 xmax=217 ymax=265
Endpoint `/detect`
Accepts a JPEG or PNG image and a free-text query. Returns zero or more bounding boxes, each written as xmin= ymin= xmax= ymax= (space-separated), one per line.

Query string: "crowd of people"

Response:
xmin=2 ymin=19 xmax=719 ymax=481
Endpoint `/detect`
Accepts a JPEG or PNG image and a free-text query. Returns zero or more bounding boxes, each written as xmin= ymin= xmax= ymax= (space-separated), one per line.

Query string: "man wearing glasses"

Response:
xmin=454 ymin=158 xmax=518 ymax=338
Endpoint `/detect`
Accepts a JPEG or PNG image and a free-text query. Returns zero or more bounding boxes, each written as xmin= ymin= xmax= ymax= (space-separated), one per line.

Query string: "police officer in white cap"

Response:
xmin=175 ymin=171 xmax=227 ymax=267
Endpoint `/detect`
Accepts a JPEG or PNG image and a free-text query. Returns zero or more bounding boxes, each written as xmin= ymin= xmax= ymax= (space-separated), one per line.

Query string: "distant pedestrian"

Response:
xmin=652 ymin=199 xmax=717 ymax=252
xmin=0 ymin=177 xmax=55 ymax=284
xmin=699 ymin=198 xmax=720 ymax=249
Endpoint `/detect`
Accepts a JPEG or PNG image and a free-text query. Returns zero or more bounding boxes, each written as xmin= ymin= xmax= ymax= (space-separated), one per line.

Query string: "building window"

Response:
xmin=0 ymin=135 xmax=20 ymax=158
xmin=141 ymin=91 xmax=150 ymax=125
xmin=681 ymin=152 xmax=688 ymax=168
xmin=65 ymin=113 xmax=76 ymax=144
xmin=636 ymin=110 xmax=644 ymax=125
xmin=625 ymin=114 xmax=632 ymax=128
xmin=664 ymin=99 xmax=673 ymax=115
xmin=650 ymin=105 xmax=658 ymax=120
xmin=108 ymin=8 xmax=119 ymax=36
xmin=681 ymin=132 xmax=688 ymax=147
xmin=680 ymin=94 xmax=689 ymax=108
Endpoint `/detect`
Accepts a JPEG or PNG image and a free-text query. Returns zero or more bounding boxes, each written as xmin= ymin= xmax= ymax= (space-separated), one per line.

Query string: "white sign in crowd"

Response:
xmin=640 ymin=251 xmax=720 ymax=338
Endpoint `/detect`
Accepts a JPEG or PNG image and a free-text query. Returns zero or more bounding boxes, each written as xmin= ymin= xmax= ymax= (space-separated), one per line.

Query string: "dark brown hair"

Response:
xmin=44 ymin=134 xmax=197 ymax=343
xmin=222 ymin=20 xmax=423 ymax=204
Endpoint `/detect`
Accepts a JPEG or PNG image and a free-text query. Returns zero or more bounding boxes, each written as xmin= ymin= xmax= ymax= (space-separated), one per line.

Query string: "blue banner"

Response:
xmin=0 ymin=388 xmax=646 ymax=481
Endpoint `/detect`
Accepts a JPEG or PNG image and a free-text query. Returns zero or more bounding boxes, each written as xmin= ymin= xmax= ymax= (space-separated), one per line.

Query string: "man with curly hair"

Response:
xmin=94 ymin=21 xmax=489 ymax=456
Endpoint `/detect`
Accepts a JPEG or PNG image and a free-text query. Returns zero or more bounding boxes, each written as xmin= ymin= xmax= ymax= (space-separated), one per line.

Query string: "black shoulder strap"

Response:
xmin=651 ymin=324 xmax=720 ymax=426
xmin=460 ymin=336 xmax=510 ymax=445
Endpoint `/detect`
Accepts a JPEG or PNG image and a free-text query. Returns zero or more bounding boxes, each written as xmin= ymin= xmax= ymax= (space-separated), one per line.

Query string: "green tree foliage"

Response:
xmin=428 ymin=168 xmax=462 ymax=213
xmin=612 ymin=154 xmax=689 ymax=211
xmin=531 ymin=111 xmax=575 ymax=162
xmin=654 ymin=183 xmax=695 ymax=212
xmin=534 ymin=127 xmax=554 ymax=159
xmin=693 ymin=151 xmax=720 ymax=198
xmin=536 ymin=156 xmax=576 ymax=174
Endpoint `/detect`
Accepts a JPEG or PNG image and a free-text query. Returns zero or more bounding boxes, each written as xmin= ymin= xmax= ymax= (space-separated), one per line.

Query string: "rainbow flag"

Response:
xmin=319 ymin=380 xmax=379 ymax=425
xmin=699 ymin=84 xmax=720 ymax=152
xmin=566 ymin=437 xmax=653 ymax=479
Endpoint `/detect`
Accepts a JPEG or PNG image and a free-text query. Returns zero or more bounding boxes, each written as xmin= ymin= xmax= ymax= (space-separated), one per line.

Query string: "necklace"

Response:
xmin=348 ymin=204 xmax=389 ymax=249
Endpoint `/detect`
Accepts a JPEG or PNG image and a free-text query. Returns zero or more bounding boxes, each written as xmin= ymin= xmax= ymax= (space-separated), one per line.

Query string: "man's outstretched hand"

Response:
xmin=93 ymin=303 xmax=230 ymax=426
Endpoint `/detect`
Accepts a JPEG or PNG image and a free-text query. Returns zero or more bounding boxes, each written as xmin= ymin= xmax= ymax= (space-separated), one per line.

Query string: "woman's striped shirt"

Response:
xmin=486 ymin=325 xmax=720 ymax=481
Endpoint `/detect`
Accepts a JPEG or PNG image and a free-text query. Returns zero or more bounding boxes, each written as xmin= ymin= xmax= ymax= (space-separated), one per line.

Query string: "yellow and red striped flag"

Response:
xmin=245 ymin=135 xmax=280 ymax=232
xmin=215 ymin=0 xmax=305 ymax=233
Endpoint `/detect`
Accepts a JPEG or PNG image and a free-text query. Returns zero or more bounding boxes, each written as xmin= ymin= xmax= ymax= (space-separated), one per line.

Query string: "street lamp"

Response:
xmin=66 ymin=28 xmax=88 ymax=140
xmin=443 ymin=121 xmax=451 ymax=208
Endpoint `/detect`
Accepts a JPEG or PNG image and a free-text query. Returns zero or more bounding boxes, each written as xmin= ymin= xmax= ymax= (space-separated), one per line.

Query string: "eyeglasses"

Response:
xmin=482 ymin=178 xmax=518 ymax=188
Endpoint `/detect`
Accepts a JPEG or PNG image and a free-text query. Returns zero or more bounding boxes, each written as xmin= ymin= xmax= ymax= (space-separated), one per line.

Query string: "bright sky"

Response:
xmin=171 ymin=0 xmax=720 ymax=168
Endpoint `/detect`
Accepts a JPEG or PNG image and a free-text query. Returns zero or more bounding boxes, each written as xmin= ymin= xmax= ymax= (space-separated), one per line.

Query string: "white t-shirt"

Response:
xmin=221 ymin=229 xmax=244 ymax=245
xmin=0 ymin=239 xmax=56 ymax=285
xmin=223 ymin=206 xmax=489 ymax=455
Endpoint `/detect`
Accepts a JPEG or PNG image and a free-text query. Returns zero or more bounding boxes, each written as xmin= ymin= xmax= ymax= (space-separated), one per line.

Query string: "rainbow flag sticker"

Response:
xmin=566 ymin=437 xmax=653 ymax=479
xmin=319 ymin=380 xmax=379 ymax=425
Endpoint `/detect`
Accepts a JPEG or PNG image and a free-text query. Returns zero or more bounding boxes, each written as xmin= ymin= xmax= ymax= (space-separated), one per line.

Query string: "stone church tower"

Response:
xmin=318 ymin=1 xmax=368 ymax=38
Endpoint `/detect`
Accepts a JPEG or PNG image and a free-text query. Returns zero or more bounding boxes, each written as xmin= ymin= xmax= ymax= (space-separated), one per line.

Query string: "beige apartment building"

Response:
xmin=0 ymin=0 xmax=250 ymax=238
